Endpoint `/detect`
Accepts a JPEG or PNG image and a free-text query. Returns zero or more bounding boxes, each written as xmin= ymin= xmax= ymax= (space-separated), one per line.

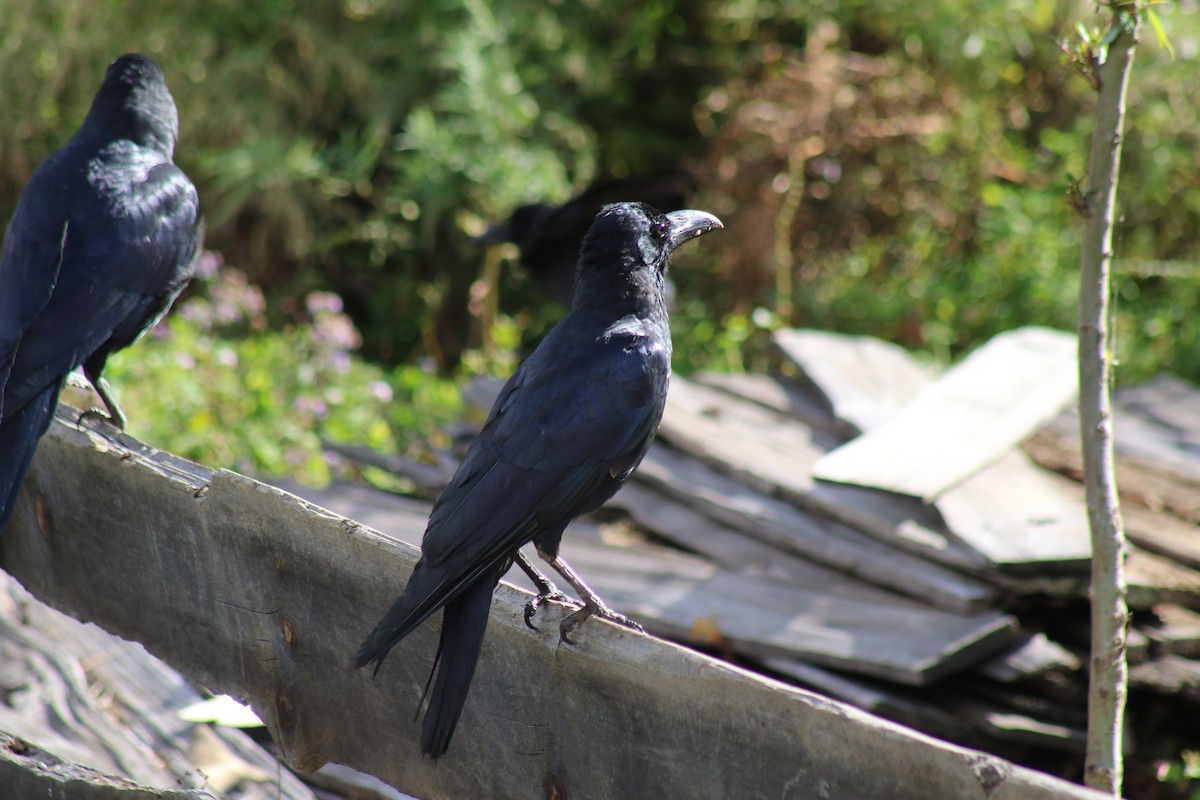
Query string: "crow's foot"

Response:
xmin=559 ymin=601 xmax=643 ymax=645
xmin=76 ymin=407 xmax=122 ymax=429
xmin=523 ymin=587 xmax=576 ymax=631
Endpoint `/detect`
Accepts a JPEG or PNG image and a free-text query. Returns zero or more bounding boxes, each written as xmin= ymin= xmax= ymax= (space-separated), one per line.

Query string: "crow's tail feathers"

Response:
xmin=0 ymin=382 xmax=62 ymax=532
xmin=355 ymin=564 xmax=446 ymax=675
xmin=419 ymin=575 xmax=495 ymax=759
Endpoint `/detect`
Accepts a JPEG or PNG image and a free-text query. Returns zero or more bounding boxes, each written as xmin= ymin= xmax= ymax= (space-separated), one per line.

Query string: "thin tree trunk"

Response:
xmin=1077 ymin=13 xmax=1139 ymax=797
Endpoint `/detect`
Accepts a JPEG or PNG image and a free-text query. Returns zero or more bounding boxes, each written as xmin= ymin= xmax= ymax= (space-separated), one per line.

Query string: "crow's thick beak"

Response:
xmin=666 ymin=209 xmax=723 ymax=249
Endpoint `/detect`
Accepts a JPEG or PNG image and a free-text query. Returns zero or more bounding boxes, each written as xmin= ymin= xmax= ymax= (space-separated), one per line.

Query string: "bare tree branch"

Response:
xmin=1076 ymin=7 xmax=1140 ymax=796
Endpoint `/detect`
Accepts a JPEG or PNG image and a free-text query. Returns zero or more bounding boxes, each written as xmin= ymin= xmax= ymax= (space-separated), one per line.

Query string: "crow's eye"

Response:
xmin=653 ymin=221 xmax=669 ymax=241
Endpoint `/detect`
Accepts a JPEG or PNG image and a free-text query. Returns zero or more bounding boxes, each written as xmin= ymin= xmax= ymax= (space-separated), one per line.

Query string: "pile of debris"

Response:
xmin=327 ymin=325 xmax=1200 ymax=788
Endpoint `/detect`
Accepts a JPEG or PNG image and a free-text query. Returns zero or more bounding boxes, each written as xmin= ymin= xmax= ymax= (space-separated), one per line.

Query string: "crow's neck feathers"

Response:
xmin=571 ymin=203 xmax=671 ymax=320
xmin=80 ymin=55 xmax=178 ymax=159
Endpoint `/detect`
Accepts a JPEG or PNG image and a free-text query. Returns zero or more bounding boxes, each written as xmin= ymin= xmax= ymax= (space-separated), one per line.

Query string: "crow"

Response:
xmin=357 ymin=201 xmax=721 ymax=758
xmin=483 ymin=169 xmax=694 ymax=306
xmin=0 ymin=53 xmax=201 ymax=530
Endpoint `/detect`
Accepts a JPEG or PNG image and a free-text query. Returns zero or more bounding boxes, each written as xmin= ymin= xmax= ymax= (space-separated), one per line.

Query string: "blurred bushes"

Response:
xmin=685 ymin=1 xmax=1199 ymax=380
xmin=0 ymin=0 xmax=733 ymax=366
xmin=85 ymin=257 xmax=462 ymax=485
xmin=2 ymin=0 xmax=1199 ymax=411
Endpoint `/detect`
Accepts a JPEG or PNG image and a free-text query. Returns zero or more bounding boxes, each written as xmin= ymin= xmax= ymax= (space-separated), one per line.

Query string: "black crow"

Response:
xmin=357 ymin=201 xmax=721 ymax=758
xmin=0 ymin=53 xmax=201 ymax=529
xmin=484 ymin=169 xmax=694 ymax=306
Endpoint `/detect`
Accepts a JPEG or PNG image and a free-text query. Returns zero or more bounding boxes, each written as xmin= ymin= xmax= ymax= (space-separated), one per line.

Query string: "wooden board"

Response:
xmin=0 ymin=410 xmax=1106 ymax=800
xmin=556 ymin=541 xmax=1016 ymax=686
xmin=636 ymin=443 xmax=996 ymax=611
xmin=1141 ymin=605 xmax=1200 ymax=658
xmin=291 ymin=480 xmax=1016 ymax=686
xmin=772 ymin=328 xmax=1092 ymax=574
xmin=1126 ymin=547 xmax=1200 ymax=611
xmin=773 ymin=328 xmax=937 ymax=435
xmin=0 ymin=732 xmax=212 ymax=800
xmin=814 ymin=327 xmax=1078 ymax=502
xmin=693 ymin=370 xmax=854 ymax=438
xmin=1137 ymin=604 xmax=1200 ymax=662
xmin=764 ymin=659 xmax=973 ymax=746
xmin=0 ymin=572 xmax=320 ymax=800
xmin=659 ymin=376 xmax=987 ymax=572
xmin=1128 ymin=655 xmax=1200 ymax=701
xmin=659 ymin=372 xmax=835 ymax=496
xmin=934 ymin=451 xmax=1091 ymax=573
xmin=612 ymin=481 xmax=917 ymax=605
xmin=978 ymin=633 xmax=1082 ymax=684
xmin=1045 ymin=374 xmax=1200 ymax=482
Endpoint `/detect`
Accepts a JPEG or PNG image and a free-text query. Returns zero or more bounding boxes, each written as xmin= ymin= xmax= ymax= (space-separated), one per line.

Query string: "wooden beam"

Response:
xmin=287 ymin=479 xmax=1017 ymax=687
xmin=774 ymin=328 xmax=1092 ymax=574
xmin=813 ymin=327 xmax=1078 ymax=502
xmin=1 ymin=410 xmax=1108 ymax=800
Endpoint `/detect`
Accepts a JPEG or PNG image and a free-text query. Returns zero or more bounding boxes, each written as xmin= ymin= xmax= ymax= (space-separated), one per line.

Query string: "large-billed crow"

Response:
xmin=357 ymin=201 xmax=721 ymax=758
xmin=0 ymin=54 xmax=201 ymax=529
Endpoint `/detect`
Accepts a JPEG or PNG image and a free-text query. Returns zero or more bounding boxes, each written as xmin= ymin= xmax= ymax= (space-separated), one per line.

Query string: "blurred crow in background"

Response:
xmin=357 ymin=201 xmax=721 ymax=758
xmin=483 ymin=169 xmax=694 ymax=306
xmin=0 ymin=53 xmax=202 ymax=530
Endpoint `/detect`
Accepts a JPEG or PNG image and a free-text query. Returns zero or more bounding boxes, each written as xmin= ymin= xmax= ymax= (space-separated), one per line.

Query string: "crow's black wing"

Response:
xmin=0 ymin=145 xmax=199 ymax=415
xmin=386 ymin=313 xmax=670 ymax=635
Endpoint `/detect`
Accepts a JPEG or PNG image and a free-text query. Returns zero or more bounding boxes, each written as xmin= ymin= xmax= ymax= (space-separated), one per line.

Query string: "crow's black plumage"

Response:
xmin=0 ymin=54 xmax=201 ymax=529
xmin=484 ymin=170 xmax=694 ymax=306
xmin=357 ymin=201 xmax=721 ymax=758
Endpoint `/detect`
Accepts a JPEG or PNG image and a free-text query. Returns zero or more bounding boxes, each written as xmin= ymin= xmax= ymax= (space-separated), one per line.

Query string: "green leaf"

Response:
xmin=1145 ymin=7 xmax=1176 ymax=60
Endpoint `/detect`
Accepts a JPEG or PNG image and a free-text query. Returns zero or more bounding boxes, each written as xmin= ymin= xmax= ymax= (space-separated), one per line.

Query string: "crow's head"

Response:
xmin=574 ymin=202 xmax=721 ymax=312
xmin=84 ymin=53 xmax=179 ymax=157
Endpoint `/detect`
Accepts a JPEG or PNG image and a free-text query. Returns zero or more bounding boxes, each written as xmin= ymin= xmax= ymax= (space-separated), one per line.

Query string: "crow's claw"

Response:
xmin=523 ymin=589 xmax=574 ymax=631
xmin=559 ymin=603 xmax=643 ymax=644
xmin=76 ymin=407 xmax=120 ymax=429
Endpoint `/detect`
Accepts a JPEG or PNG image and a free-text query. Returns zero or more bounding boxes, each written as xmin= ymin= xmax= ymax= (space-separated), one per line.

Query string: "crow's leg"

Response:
xmin=80 ymin=365 xmax=127 ymax=430
xmin=535 ymin=545 xmax=643 ymax=643
xmin=514 ymin=550 xmax=575 ymax=630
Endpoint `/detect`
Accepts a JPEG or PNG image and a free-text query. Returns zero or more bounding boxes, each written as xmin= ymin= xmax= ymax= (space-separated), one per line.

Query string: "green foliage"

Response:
xmin=681 ymin=0 xmax=1200 ymax=383
xmin=3 ymin=0 xmax=1200 ymax=392
xmin=1157 ymin=749 xmax=1200 ymax=799
xmin=91 ymin=261 xmax=462 ymax=485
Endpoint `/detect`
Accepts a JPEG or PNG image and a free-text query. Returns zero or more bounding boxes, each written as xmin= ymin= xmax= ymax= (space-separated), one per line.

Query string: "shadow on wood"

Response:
xmin=0 ymin=408 xmax=1108 ymax=800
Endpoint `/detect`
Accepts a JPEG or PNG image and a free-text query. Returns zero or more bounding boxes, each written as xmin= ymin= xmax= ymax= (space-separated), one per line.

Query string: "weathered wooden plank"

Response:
xmin=1055 ymin=374 xmax=1200 ymax=482
xmin=692 ymin=370 xmax=853 ymax=438
xmin=0 ymin=732 xmax=212 ymax=800
xmin=1 ymin=410 xmax=1106 ymax=800
xmin=636 ymin=444 xmax=995 ymax=611
xmin=1125 ymin=627 xmax=1152 ymax=665
xmin=659 ymin=377 xmax=987 ymax=572
xmin=323 ymin=410 xmax=994 ymax=612
xmin=0 ymin=590 xmax=195 ymax=792
xmin=958 ymin=705 xmax=1086 ymax=755
xmin=1126 ymin=547 xmax=1200 ymax=611
xmin=0 ymin=572 xmax=318 ymax=800
xmin=774 ymin=328 xmax=1092 ymax=573
xmin=1141 ymin=605 xmax=1200 ymax=658
xmin=773 ymin=328 xmax=937 ymax=435
xmin=764 ymin=659 xmax=973 ymax=745
xmin=1122 ymin=505 xmax=1200 ymax=569
xmin=612 ymin=480 xmax=919 ymax=605
xmin=659 ymin=372 xmax=835 ymax=495
xmin=1028 ymin=423 xmax=1200 ymax=532
xmin=934 ymin=451 xmax=1091 ymax=573
xmin=978 ymin=633 xmax=1082 ymax=684
xmin=814 ymin=327 xmax=1078 ymax=502
xmin=1128 ymin=655 xmax=1200 ymax=701
xmin=1019 ymin=545 xmax=1200 ymax=611
xmin=291 ymin=480 xmax=1015 ymax=686
xmin=558 ymin=543 xmax=1016 ymax=686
